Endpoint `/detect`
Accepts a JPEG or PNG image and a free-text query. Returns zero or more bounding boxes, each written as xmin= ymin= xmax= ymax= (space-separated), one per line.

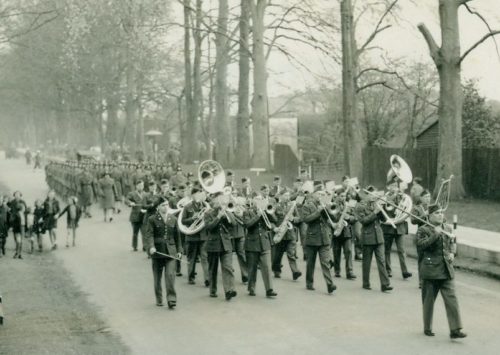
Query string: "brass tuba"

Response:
xmin=384 ymin=155 xmax=413 ymax=226
xmin=177 ymin=160 xmax=226 ymax=235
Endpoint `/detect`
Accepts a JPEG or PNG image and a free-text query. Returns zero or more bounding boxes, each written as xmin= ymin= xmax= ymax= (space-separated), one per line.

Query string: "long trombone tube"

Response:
xmin=363 ymin=189 xmax=454 ymax=238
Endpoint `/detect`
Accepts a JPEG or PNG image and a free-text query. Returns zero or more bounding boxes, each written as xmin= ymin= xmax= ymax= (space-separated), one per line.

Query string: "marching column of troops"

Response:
xmin=40 ymin=159 xmax=466 ymax=339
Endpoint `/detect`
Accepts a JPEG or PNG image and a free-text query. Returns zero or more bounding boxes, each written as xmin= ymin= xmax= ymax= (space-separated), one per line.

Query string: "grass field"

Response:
xmin=447 ymin=198 xmax=500 ymax=233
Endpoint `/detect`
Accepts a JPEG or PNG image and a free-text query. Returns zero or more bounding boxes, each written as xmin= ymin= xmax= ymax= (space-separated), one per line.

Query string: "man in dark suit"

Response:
xmin=300 ymin=182 xmax=336 ymax=294
xmin=144 ymin=198 xmax=182 ymax=309
xmin=417 ymin=204 xmax=466 ymax=338
xmin=354 ymin=186 xmax=392 ymax=292
xmin=204 ymin=196 xmax=237 ymax=300
xmin=126 ymin=180 xmax=146 ymax=251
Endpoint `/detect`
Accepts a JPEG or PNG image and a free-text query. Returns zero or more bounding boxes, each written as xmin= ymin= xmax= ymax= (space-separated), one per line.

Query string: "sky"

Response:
xmin=259 ymin=0 xmax=500 ymax=101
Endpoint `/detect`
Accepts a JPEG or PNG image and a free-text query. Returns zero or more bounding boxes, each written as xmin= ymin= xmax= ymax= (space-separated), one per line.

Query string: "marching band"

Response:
xmin=0 ymin=154 xmax=465 ymax=338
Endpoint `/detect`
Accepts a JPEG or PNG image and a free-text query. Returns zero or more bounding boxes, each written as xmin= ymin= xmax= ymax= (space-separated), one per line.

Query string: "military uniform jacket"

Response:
xmin=380 ymin=193 xmax=409 ymax=235
xmin=145 ymin=211 xmax=181 ymax=259
xmin=331 ymin=202 xmax=356 ymax=239
xmin=242 ymin=208 xmax=276 ymax=252
xmin=126 ymin=190 xmax=146 ymax=223
xmin=204 ymin=209 xmax=234 ymax=253
xmin=354 ymin=200 xmax=385 ymax=245
xmin=417 ymin=224 xmax=455 ymax=280
xmin=181 ymin=201 xmax=207 ymax=242
xmin=275 ymin=201 xmax=298 ymax=241
xmin=300 ymin=198 xmax=332 ymax=246
xmin=411 ymin=203 xmax=428 ymax=227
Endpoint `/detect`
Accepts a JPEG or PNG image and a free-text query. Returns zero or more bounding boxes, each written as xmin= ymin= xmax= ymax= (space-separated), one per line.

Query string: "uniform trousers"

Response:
xmin=332 ymin=237 xmax=353 ymax=276
xmin=152 ymin=257 xmax=176 ymax=303
xmin=304 ymin=245 xmax=334 ymax=288
xmin=422 ymin=279 xmax=463 ymax=332
xmin=232 ymin=237 xmax=248 ymax=280
xmin=186 ymin=240 xmax=209 ymax=282
xmin=207 ymin=251 xmax=235 ymax=295
xmin=131 ymin=222 xmax=142 ymax=250
xmin=384 ymin=233 xmax=409 ymax=275
xmin=246 ymin=250 xmax=273 ymax=292
xmin=272 ymin=239 xmax=299 ymax=275
xmin=362 ymin=244 xmax=390 ymax=288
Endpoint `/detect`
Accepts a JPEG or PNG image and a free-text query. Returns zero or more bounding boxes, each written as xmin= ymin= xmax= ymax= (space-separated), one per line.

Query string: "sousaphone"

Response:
xmin=177 ymin=160 xmax=226 ymax=235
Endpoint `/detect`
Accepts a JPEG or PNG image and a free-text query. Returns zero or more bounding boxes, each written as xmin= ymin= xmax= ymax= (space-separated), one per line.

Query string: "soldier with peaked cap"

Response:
xmin=354 ymin=185 xmax=393 ymax=292
xmin=145 ymin=197 xmax=182 ymax=309
xmin=299 ymin=180 xmax=336 ymax=294
xmin=417 ymin=204 xmax=466 ymax=339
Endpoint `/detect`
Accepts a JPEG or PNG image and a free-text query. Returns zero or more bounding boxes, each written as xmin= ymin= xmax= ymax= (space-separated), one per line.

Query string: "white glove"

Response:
xmin=149 ymin=247 xmax=156 ymax=255
xmin=176 ymin=253 xmax=182 ymax=259
xmin=448 ymin=253 xmax=455 ymax=262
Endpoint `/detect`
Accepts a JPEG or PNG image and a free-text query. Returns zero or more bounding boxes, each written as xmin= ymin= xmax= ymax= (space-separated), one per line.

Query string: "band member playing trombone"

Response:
xmin=242 ymin=196 xmax=278 ymax=297
xmin=145 ymin=197 xmax=182 ymax=309
xmin=300 ymin=181 xmax=337 ymax=294
xmin=272 ymin=191 xmax=302 ymax=281
xmin=230 ymin=188 xmax=248 ymax=283
xmin=204 ymin=195 xmax=238 ymax=300
xmin=412 ymin=189 xmax=432 ymax=288
xmin=382 ymin=177 xmax=412 ymax=279
xmin=355 ymin=186 xmax=393 ymax=292
xmin=182 ymin=186 xmax=210 ymax=286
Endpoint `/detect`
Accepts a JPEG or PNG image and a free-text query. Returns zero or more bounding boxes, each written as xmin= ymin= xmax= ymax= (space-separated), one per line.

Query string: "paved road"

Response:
xmin=2 ymin=159 xmax=500 ymax=355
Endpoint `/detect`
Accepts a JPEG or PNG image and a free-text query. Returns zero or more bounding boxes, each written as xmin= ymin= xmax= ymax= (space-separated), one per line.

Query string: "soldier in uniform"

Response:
xmin=181 ymin=187 xmax=210 ymax=286
xmin=126 ymin=180 xmax=146 ymax=251
xmin=144 ymin=198 xmax=182 ymax=309
xmin=417 ymin=204 xmax=466 ymax=339
xmin=331 ymin=190 xmax=357 ymax=280
xmin=411 ymin=189 xmax=431 ymax=288
xmin=354 ymin=186 xmax=393 ymax=292
xmin=230 ymin=188 xmax=248 ymax=283
xmin=272 ymin=191 xmax=302 ymax=281
xmin=381 ymin=178 xmax=412 ymax=279
xmin=204 ymin=195 xmax=238 ymax=300
xmin=77 ymin=166 xmax=94 ymax=218
xmin=300 ymin=181 xmax=336 ymax=293
xmin=242 ymin=197 xmax=278 ymax=298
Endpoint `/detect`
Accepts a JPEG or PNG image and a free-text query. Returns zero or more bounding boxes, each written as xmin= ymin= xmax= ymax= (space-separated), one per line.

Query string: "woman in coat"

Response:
xmin=98 ymin=172 xmax=117 ymax=222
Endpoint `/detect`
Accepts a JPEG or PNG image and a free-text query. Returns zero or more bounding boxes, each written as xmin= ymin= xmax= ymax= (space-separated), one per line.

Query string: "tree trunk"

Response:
xmin=235 ymin=0 xmax=251 ymax=168
xmin=183 ymin=0 xmax=197 ymax=163
xmin=418 ymin=0 xmax=465 ymax=199
xmin=106 ymin=95 xmax=119 ymax=145
xmin=192 ymin=0 xmax=203 ymax=162
xmin=341 ymin=0 xmax=363 ymax=179
xmin=215 ymin=0 xmax=231 ymax=166
xmin=125 ymin=61 xmax=137 ymax=152
xmin=250 ymin=0 xmax=271 ymax=169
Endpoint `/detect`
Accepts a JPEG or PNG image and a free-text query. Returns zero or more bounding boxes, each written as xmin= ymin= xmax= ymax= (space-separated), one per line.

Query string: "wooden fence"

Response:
xmin=362 ymin=147 xmax=500 ymax=201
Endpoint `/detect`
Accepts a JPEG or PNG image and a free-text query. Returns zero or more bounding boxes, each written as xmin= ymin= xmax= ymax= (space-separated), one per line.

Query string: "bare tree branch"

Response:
xmin=460 ymin=30 xmax=500 ymax=64
xmin=357 ymin=0 xmax=399 ymax=54
xmin=417 ymin=23 xmax=440 ymax=65
xmin=463 ymin=3 xmax=500 ymax=61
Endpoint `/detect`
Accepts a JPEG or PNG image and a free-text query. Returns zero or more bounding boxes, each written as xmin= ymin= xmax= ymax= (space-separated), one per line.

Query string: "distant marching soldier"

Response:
xmin=411 ymin=189 xmax=432 ymax=288
xmin=77 ymin=166 xmax=94 ymax=218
